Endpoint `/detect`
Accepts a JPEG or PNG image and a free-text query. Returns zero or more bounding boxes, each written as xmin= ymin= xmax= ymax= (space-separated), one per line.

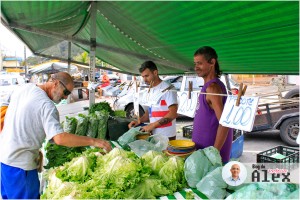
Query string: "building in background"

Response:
xmin=1 ymin=56 xmax=24 ymax=73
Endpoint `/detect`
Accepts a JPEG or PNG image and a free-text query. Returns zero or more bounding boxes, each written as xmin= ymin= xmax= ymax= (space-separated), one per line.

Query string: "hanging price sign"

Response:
xmin=220 ymin=95 xmax=259 ymax=132
xmin=177 ymin=91 xmax=200 ymax=118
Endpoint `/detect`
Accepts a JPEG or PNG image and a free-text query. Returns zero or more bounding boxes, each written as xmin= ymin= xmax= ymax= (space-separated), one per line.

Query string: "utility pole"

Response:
xmin=24 ymin=46 xmax=27 ymax=75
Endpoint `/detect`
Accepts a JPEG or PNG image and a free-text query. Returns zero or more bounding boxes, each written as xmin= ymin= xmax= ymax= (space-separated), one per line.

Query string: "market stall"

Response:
xmin=39 ymin=102 xmax=299 ymax=199
xmin=1 ymin=1 xmax=299 ymax=199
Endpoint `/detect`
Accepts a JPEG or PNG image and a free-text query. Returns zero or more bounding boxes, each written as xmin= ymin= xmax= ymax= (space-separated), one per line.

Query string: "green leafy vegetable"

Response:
xmin=75 ymin=114 xmax=89 ymax=136
xmin=184 ymin=146 xmax=222 ymax=188
xmin=56 ymin=155 xmax=94 ymax=183
xmin=89 ymin=101 xmax=114 ymax=116
xmin=63 ymin=116 xmax=77 ymax=134
xmin=86 ymin=113 xmax=99 ymax=138
xmin=44 ymin=142 xmax=85 ymax=169
xmin=42 ymin=147 xmax=187 ymax=199
xmin=95 ymin=110 xmax=109 ymax=139
xmin=151 ymin=155 xmax=168 ymax=175
xmin=159 ymin=156 xmax=186 ymax=192
xmin=196 ymin=167 xmax=227 ymax=199
xmin=123 ymin=176 xmax=170 ymax=199
xmin=113 ymin=110 xmax=127 ymax=118
xmin=141 ymin=150 xmax=163 ymax=165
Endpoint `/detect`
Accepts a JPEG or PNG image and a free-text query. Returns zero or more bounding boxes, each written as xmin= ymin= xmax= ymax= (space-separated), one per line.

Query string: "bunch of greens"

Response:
xmin=113 ymin=110 xmax=127 ymax=118
xmin=89 ymin=101 xmax=114 ymax=116
xmin=63 ymin=116 xmax=77 ymax=134
xmin=75 ymin=114 xmax=89 ymax=136
xmin=44 ymin=142 xmax=86 ymax=169
xmin=86 ymin=113 xmax=99 ymax=138
xmin=95 ymin=110 xmax=109 ymax=139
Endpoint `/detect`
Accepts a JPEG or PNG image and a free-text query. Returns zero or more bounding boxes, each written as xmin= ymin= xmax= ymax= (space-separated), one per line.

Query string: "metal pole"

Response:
xmin=24 ymin=46 xmax=27 ymax=76
xmin=223 ymin=74 xmax=231 ymax=92
xmin=89 ymin=1 xmax=97 ymax=106
xmin=67 ymin=42 xmax=71 ymax=73
xmin=67 ymin=42 xmax=72 ymax=103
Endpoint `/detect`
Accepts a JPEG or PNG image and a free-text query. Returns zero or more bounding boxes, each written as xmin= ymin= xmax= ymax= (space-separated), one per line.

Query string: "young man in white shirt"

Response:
xmin=128 ymin=61 xmax=178 ymax=140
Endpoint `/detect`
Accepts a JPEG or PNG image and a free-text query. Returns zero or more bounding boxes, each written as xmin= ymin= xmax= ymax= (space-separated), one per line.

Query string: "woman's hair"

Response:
xmin=194 ymin=46 xmax=222 ymax=77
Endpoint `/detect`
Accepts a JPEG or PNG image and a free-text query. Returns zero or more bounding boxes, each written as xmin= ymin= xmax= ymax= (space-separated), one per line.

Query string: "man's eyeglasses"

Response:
xmin=52 ymin=78 xmax=71 ymax=96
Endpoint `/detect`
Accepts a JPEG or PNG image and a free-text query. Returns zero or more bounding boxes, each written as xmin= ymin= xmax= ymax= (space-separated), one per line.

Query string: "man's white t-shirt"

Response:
xmin=148 ymin=81 xmax=177 ymax=137
xmin=0 ymin=83 xmax=63 ymax=170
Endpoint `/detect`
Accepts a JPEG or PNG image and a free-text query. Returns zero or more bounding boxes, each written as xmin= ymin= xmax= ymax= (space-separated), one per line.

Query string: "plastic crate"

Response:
xmin=182 ymin=125 xmax=193 ymax=138
xmin=230 ymin=134 xmax=244 ymax=159
xmin=257 ymin=145 xmax=299 ymax=163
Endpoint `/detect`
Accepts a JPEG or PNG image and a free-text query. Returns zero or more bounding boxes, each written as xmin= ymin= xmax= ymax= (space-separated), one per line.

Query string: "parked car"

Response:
xmin=0 ymin=74 xmax=25 ymax=104
xmin=114 ymin=75 xmax=239 ymax=118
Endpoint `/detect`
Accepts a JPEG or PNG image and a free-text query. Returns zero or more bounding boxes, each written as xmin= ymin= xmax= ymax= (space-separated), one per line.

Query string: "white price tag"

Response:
xmin=220 ymin=95 xmax=259 ymax=132
xmin=177 ymin=91 xmax=200 ymax=118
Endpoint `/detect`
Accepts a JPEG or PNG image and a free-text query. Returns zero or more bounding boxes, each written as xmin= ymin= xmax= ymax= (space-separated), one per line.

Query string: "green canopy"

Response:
xmin=1 ymin=1 xmax=299 ymax=75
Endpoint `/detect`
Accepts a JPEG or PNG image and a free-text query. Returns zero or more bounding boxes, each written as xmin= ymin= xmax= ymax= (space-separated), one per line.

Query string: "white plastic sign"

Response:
xmin=220 ymin=95 xmax=259 ymax=132
xmin=177 ymin=91 xmax=200 ymax=118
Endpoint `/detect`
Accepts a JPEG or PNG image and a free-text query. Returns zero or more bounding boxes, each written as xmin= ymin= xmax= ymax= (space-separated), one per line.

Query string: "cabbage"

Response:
xmin=141 ymin=150 xmax=163 ymax=165
xmin=159 ymin=156 xmax=186 ymax=192
xmin=151 ymin=155 xmax=167 ymax=175
xmin=123 ymin=176 xmax=170 ymax=199
xmin=41 ymin=182 xmax=76 ymax=199
xmin=56 ymin=155 xmax=93 ymax=183
xmin=101 ymin=147 xmax=136 ymax=163
xmin=196 ymin=167 xmax=227 ymax=199
xmin=184 ymin=146 xmax=222 ymax=188
xmin=52 ymin=182 xmax=76 ymax=199
xmin=41 ymin=169 xmax=63 ymax=199
xmin=97 ymin=156 xmax=142 ymax=190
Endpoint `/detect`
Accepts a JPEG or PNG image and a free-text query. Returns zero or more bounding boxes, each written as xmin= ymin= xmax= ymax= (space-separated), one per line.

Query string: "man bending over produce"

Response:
xmin=0 ymin=72 xmax=112 ymax=199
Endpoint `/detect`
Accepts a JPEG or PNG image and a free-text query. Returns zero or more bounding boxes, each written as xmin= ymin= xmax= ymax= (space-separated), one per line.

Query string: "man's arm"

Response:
xmin=206 ymin=83 xmax=230 ymax=151
xmin=141 ymin=104 xmax=178 ymax=132
xmin=52 ymin=132 xmax=112 ymax=152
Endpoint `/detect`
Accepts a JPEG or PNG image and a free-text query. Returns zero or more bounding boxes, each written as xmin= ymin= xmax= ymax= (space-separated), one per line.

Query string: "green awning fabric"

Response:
xmin=1 ymin=1 xmax=299 ymax=75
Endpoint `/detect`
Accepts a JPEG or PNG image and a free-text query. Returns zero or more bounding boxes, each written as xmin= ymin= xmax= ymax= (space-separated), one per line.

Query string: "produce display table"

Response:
xmin=160 ymin=188 xmax=207 ymax=199
xmin=110 ymin=141 xmax=209 ymax=200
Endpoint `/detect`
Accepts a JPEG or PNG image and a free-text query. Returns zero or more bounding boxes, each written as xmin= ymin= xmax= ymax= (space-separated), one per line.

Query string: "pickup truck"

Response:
xmin=249 ymin=89 xmax=299 ymax=146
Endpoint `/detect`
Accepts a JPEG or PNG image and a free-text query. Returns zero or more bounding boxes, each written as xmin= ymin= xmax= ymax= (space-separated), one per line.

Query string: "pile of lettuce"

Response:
xmin=41 ymin=149 xmax=186 ymax=199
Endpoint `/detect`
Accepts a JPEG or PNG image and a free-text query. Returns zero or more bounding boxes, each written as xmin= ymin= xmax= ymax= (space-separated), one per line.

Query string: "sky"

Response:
xmin=0 ymin=23 xmax=33 ymax=59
